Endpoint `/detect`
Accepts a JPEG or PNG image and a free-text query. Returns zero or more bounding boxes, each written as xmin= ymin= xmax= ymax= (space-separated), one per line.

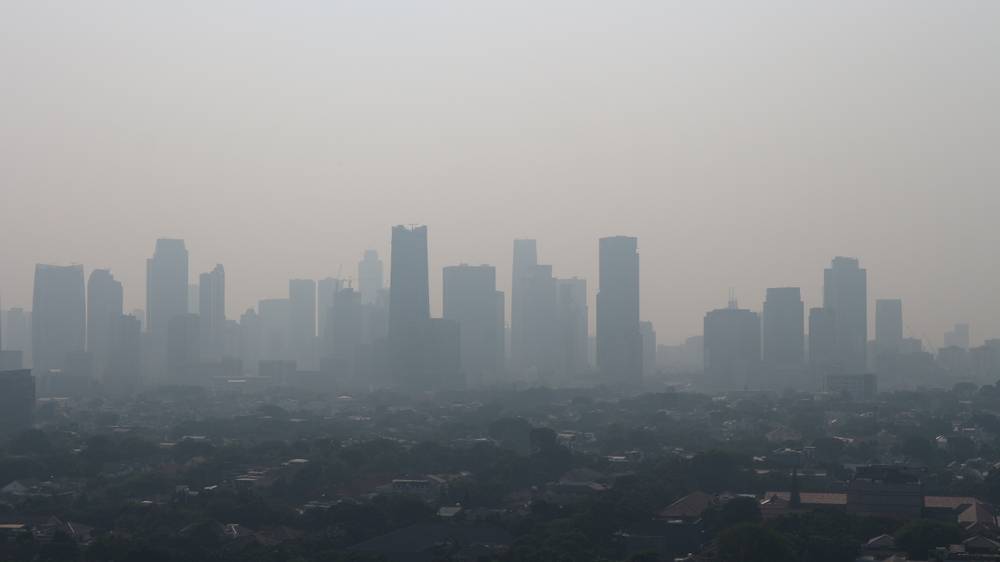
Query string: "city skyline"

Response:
xmin=3 ymin=3 xmax=999 ymax=347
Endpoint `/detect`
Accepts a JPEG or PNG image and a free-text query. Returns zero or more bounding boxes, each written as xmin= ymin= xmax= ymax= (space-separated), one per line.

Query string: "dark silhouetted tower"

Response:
xmin=824 ymin=257 xmax=868 ymax=373
xmin=762 ymin=287 xmax=804 ymax=367
xmin=199 ymin=264 xmax=226 ymax=362
xmin=443 ymin=264 xmax=503 ymax=386
xmin=358 ymin=250 xmax=384 ymax=306
xmin=875 ymin=299 xmax=903 ymax=356
xmin=32 ymin=264 xmax=85 ymax=374
xmin=704 ymin=301 xmax=760 ymax=390
xmin=388 ymin=225 xmax=430 ymax=383
xmin=87 ymin=269 xmax=123 ymax=379
xmin=289 ymin=279 xmax=317 ymax=369
xmin=146 ymin=239 xmax=189 ymax=375
xmin=596 ymin=236 xmax=641 ymax=383
xmin=555 ymin=277 xmax=588 ymax=378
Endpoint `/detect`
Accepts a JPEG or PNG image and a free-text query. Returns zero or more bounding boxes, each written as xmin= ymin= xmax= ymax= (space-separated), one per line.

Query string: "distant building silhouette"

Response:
xmin=808 ymin=307 xmax=837 ymax=379
xmin=762 ymin=288 xmax=804 ymax=367
xmin=32 ymin=264 xmax=85 ymax=375
xmin=166 ymin=313 xmax=200 ymax=378
xmin=198 ymin=264 xmax=226 ymax=362
xmin=703 ymin=300 xmax=760 ymax=389
xmin=875 ymin=299 xmax=903 ymax=356
xmin=555 ymin=277 xmax=588 ymax=379
xmin=107 ymin=314 xmax=141 ymax=392
xmin=258 ymin=298 xmax=291 ymax=362
xmin=0 ymin=369 xmax=35 ymax=434
xmin=86 ymin=269 xmax=123 ymax=380
xmin=146 ymin=239 xmax=189 ymax=375
xmin=510 ymin=240 xmax=557 ymax=378
xmin=2 ymin=307 xmax=31 ymax=366
xmin=596 ymin=236 xmax=641 ymax=383
xmin=317 ymin=277 xmax=344 ymax=344
xmin=388 ymin=225 xmax=430 ymax=386
xmin=329 ymin=287 xmax=362 ymax=378
xmin=289 ymin=279 xmax=317 ymax=369
xmin=824 ymin=257 xmax=868 ymax=373
xmin=359 ymin=250 xmax=384 ymax=306
xmin=443 ymin=264 xmax=503 ymax=386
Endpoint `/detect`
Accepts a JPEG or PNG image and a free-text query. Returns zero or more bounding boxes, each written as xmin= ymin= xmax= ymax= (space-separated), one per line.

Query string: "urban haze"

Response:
xmin=1 ymin=3 xmax=1000 ymax=562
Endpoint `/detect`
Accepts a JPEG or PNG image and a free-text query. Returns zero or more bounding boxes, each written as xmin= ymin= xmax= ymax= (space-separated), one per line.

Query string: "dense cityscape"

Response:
xmin=1 ymin=228 xmax=1000 ymax=562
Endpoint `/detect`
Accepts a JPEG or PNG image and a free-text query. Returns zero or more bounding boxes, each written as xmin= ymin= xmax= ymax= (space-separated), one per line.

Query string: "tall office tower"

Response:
xmin=510 ymin=240 xmax=558 ymax=377
xmin=0 ymin=370 xmax=35 ymax=434
xmin=32 ymin=264 xmax=86 ymax=374
xmin=639 ymin=321 xmax=657 ymax=378
xmin=187 ymin=284 xmax=200 ymax=314
xmin=3 ymin=308 xmax=31 ymax=365
xmin=131 ymin=309 xmax=145 ymax=332
xmin=146 ymin=239 xmax=189 ymax=365
xmin=511 ymin=239 xmax=538 ymax=370
xmin=238 ymin=308 xmax=262 ymax=374
xmin=388 ymin=225 xmax=430 ymax=384
xmin=361 ymin=288 xmax=390 ymax=346
xmin=823 ymin=257 xmax=868 ymax=373
xmin=762 ymin=288 xmax=805 ymax=367
xmin=944 ymin=323 xmax=971 ymax=350
xmin=289 ymin=279 xmax=317 ymax=369
xmin=555 ymin=277 xmax=588 ymax=378
xmin=107 ymin=314 xmax=141 ymax=391
xmin=443 ymin=264 xmax=503 ymax=386
xmin=258 ymin=298 xmax=291 ymax=361
xmin=808 ymin=307 xmax=838 ymax=377
xmin=596 ymin=236 xmax=642 ymax=383
xmin=875 ymin=299 xmax=903 ymax=356
xmin=703 ymin=301 xmax=761 ymax=390
xmin=87 ymin=269 xmax=124 ymax=379
xmin=330 ymin=287 xmax=363 ymax=377
xmin=358 ymin=250 xmax=384 ymax=305
xmin=166 ymin=313 xmax=200 ymax=376
xmin=317 ymin=277 xmax=344 ymax=344
xmin=198 ymin=264 xmax=226 ymax=362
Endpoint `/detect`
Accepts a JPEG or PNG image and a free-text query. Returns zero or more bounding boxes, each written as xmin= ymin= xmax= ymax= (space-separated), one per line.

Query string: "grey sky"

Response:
xmin=2 ymin=2 xmax=998 ymax=347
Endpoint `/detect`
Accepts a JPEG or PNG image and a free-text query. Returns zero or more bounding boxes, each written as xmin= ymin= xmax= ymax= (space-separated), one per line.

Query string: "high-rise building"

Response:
xmin=317 ymin=277 xmax=343 ymax=344
xmin=443 ymin=264 xmax=503 ymax=386
xmin=0 ymin=370 xmax=35 ymax=434
xmin=555 ymin=277 xmax=588 ymax=378
xmin=824 ymin=257 xmax=868 ymax=373
xmin=146 ymin=239 xmax=189 ymax=370
xmin=358 ymin=250 xmax=384 ymax=305
xmin=166 ymin=313 xmax=200 ymax=377
xmin=596 ymin=236 xmax=641 ymax=383
xmin=388 ymin=225 xmax=430 ymax=384
xmin=238 ymin=308 xmax=262 ymax=374
xmin=289 ymin=279 xmax=317 ymax=369
xmin=107 ymin=314 xmax=141 ymax=392
xmin=258 ymin=298 xmax=291 ymax=361
xmin=944 ymin=323 xmax=971 ymax=350
xmin=703 ymin=302 xmax=760 ymax=390
xmin=86 ymin=269 xmax=123 ymax=379
xmin=198 ymin=264 xmax=226 ymax=362
xmin=875 ymin=299 xmax=903 ymax=356
xmin=762 ymin=287 xmax=804 ymax=367
xmin=330 ymin=287 xmax=363 ymax=377
xmin=511 ymin=239 xmax=540 ymax=372
xmin=187 ymin=284 xmax=200 ymax=314
xmin=808 ymin=307 xmax=837 ymax=377
xmin=639 ymin=321 xmax=657 ymax=378
xmin=32 ymin=264 xmax=86 ymax=374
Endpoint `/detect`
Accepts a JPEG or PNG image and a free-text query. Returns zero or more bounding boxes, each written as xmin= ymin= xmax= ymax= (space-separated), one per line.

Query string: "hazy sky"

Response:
xmin=2 ymin=2 xmax=998 ymax=347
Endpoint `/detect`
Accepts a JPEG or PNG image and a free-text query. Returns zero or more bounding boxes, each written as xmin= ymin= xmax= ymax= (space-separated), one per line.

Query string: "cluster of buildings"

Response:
xmin=0 ymin=226 xmax=646 ymax=401
xmin=700 ymin=256 xmax=1000 ymax=395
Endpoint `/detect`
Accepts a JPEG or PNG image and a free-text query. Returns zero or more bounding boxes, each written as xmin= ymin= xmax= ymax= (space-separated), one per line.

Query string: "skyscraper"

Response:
xmin=443 ymin=264 xmax=503 ymax=386
xmin=808 ymin=307 xmax=837 ymax=377
xmin=555 ymin=277 xmax=588 ymax=378
xmin=317 ymin=277 xmax=343 ymax=344
xmin=510 ymin=240 xmax=558 ymax=377
xmin=762 ymin=287 xmax=804 ymax=367
xmin=107 ymin=314 xmax=141 ymax=392
xmin=596 ymin=236 xmax=641 ymax=383
xmin=87 ymin=269 xmax=123 ymax=379
xmin=32 ymin=264 xmax=86 ymax=374
xmin=146 ymin=239 xmax=189 ymax=370
xmin=388 ymin=225 xmax=430 ymax=384
xmin=703 ymin=301 xmax=761 ymax=390
xmin=824 ymin=257 xmax=868 ymax=373
xmin=874 ymin=299 xmax=903 ymax=356
xmin=358 ymin=250 xmax=384 ymax=306
xmin=330 ymin=287 xmax=362 ymax=377
xmin=289 ymin=279 xmax=317 ymax=369
xmin=0 ymin=370 xmax=35 ymax=434
xmin=2 ymin=308 xmax=31 ymax=365
xmin=198 ymin=264 xmax=226 ymax=362
xmin=258 ymin=298 xmax=291 ymax=361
